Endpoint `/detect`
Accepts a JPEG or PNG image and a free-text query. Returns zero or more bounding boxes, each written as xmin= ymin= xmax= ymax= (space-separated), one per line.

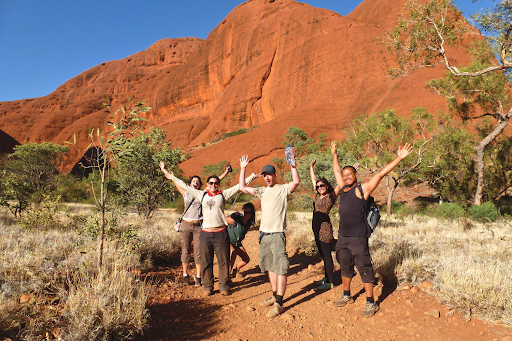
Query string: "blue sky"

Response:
xmin=0 ymin=0 xmax=493 ymax=102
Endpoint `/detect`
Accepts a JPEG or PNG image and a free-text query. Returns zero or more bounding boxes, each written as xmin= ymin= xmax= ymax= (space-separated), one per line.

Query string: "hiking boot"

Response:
xmin=361 ymin=301 xmax=379 ymax=318
xmin=266 ymin=302 xmax=284 ymax=318
xmin=260 ymin=296 xmax=277 ymax=307
xmin=183 ymin=274 xmax=189 ymax=286
xmin=334 ymin=295 xmax=354 ymax=307
xmin=315 ymin=277 xmax=327 ymax=285
xmin=232 ymin=267 xmax=245 ymax=279
xmin=315 ymin=282 xmax=333 ymax=291
xmin=203 ymin=289 xmax=213 ymax=297
xmin=194 ymin=275 xmax=201 ymax=287
xmin=221 ymin=290 xmax=230 ymax=296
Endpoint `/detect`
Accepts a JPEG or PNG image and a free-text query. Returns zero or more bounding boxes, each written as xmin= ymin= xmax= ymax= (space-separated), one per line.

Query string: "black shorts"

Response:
xmin=335 ymin=236 xmax=374 ymax=283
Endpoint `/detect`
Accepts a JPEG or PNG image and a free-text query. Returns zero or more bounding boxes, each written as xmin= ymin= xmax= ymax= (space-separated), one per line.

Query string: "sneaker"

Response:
xmin=334 ymin=295 xmax=354 ymax=307
xmin=203 ymin=289 xmax=213 ymax=297
xmin=361 ymin=301 xmax=379 ymax=318
xmin=194 ymin=276 xmax=201 ymax=287
xmin=221 ymin=290 xmax=230 ymax=296
xmin=315 ymin=277 xmax=327 ymax=285
xmin=266 ymin=302 xmax=284 ymax=318
xmin=260 ymin=296 xmax=277 ymax=307
xmin=183 ymin=274 xmax=189 ymax=286
xmin=315 ymin=282 xmax=333 ymax=291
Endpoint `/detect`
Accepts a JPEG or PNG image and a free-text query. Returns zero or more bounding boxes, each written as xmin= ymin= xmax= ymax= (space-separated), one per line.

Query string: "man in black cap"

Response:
xmin=239 ymin=155 xmax=300 ymax=318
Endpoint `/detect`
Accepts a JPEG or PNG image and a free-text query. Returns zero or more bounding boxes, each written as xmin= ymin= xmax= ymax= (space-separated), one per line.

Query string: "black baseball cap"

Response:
xmin=261 ymin=165 xmax=276 ymax=175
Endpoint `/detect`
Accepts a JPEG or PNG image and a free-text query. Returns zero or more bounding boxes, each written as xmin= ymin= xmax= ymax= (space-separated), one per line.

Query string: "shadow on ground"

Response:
xmin=140 ymin=298 xmax=224 ymax=341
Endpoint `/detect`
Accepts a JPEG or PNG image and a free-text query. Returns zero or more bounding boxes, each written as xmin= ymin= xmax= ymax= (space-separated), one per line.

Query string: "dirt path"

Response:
xmin=140 ymin=229 xmax=512 ymax=341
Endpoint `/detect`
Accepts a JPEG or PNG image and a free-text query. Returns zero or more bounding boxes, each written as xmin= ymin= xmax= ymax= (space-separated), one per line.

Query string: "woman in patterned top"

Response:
xmin=309 ymin=142 xmax=343 ymax=290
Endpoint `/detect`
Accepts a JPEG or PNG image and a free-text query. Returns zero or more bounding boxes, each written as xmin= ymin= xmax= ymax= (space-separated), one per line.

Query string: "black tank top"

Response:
xmin=338 ymin=185 xmax=371 ymax=237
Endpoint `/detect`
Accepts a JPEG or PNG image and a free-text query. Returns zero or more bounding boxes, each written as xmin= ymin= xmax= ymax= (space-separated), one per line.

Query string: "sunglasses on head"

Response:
xmin=316 ymin=184 xmax=326 ymax=189
xmin=208 ymin=181 xmax=219 ymax=185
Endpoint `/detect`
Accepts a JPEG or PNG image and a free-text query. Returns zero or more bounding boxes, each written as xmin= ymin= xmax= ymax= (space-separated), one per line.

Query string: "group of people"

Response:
xmin=160 ymin=142 xmax=412 ymax=318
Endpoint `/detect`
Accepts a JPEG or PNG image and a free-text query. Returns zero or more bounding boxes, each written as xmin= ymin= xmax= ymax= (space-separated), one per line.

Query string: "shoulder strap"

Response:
xmin=181 ymin=194 xmax=195 ymax=218
xmin=198 ymin=192 xmax=208 ymax=225
xmin=357 ymin=184 xmax=365 ymax=201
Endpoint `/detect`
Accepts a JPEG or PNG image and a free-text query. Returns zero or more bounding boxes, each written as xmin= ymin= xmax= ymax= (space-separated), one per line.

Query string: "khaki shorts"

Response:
xmin=259 ymin=232 xmax=289 ymax=275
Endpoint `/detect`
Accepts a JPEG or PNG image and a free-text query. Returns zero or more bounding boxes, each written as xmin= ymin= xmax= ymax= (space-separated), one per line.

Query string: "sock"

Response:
xmin=183 ymin=274 xmax=188 ymax=278
xmin=273 ymin=291 xmax=277 ymax=298
xmin=366 ymin=297 xmax=375 ymax=304
xmin=344 ymin=290 xmax=351 ymax=297
xmin=276 ymin=295 xmax=284 ymax=306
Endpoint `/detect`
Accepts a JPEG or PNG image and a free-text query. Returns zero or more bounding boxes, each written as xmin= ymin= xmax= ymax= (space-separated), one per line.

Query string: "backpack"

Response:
xmin=227 ymin=213 xmax=249 ymax=247
xmin=356 ymin=184 xmax=381 ymax=234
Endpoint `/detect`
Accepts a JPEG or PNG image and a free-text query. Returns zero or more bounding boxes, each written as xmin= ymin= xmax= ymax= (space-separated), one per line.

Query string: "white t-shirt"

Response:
xmin=255 ymin=183 xmax=291 ymax=233
xmin=172 ymin=174 xmax=256 ymax=228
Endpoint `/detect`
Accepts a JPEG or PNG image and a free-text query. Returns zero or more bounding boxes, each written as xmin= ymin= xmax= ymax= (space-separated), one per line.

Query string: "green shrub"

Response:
xmin=396 ymin=205 xmax=413 ymax=218
xmin=468 ymin=202 xmax=498 ymax=222
xmin=19 ymin=196 xmax=63 ymax=229
xmin=288 ymin=193 xmax=313 ymax=211
xmin=435 ymin=202 xmax=465 ymax=220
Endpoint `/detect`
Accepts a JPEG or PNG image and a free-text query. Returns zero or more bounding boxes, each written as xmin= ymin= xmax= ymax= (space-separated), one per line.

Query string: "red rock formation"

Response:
xmin=0 ymin=0 xmax=475 ymax=177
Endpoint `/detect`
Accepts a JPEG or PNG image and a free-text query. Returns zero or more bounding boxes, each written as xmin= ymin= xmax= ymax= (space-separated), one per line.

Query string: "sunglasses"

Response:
xmin=316 ymin=184 xmax=326 ymax=189
xmin=208 ymin=181 xmax=219 ymax=185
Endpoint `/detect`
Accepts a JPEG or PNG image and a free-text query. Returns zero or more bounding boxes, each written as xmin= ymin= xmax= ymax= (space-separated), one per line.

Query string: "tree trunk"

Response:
xmin=97 ymin=168 xmax=106 ymax=270
xmin=386 ymin=177 xmax=400 ymax=216
xmin=473 ymin=113 xmax=511 ymax=206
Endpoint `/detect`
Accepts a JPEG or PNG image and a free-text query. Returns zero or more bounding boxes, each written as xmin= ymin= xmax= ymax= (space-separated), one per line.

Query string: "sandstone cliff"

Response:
xmin=0 ymin=0 xmax=474 ymax=176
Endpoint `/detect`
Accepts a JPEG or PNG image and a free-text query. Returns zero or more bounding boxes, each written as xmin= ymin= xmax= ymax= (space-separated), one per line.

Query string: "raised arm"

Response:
xmin=309 ymin=158 xmax=317 ymax=190
xmin=330 ymin=142 xmax=343 ymax=197
xmin=159 ymin=161 xmax=202 ymax=200
xmin=288 ymin=160 xmax=300 ymax=193
xmin=223 ymin=173 xmax=257 ymax=199
xmin=160 ymin=161 xmax=186 ymax=196
xmin=362 ymin=144 xmax=413 ymax=199
xmin=218 ymin=165 xmax=231 ymax=181
xmin=239 ymin=155 xmax=256 ymax=196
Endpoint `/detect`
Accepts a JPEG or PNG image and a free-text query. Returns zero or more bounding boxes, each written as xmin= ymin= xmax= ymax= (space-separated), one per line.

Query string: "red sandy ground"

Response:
xmin=139 ymin=229 xmax=512 ymax=341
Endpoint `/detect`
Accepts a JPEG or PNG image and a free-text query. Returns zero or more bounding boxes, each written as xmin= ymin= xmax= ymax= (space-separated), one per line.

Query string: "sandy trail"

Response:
xmin=140 ymin=229 xmax=511 ymax=341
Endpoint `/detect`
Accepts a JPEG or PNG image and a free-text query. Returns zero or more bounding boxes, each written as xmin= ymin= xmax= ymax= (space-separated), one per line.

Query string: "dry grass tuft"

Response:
xmin=0 ymin=206 xmax=164 ymax=340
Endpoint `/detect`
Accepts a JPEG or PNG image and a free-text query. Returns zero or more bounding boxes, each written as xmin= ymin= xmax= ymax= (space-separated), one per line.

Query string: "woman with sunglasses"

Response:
xmin=159 ymin=161 xmax=256 ymax=296
xmin=163 ymin=166 xmax=232 ymax=287
xmin=226 ymin=202 xmax=256 ymax=279
xmin=309 ymin=142 xmax=343 ymax=290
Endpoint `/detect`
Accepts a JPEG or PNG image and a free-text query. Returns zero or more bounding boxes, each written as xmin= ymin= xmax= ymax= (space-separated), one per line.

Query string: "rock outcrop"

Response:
xmin=0 ymin=0 xmax=474 ymax=176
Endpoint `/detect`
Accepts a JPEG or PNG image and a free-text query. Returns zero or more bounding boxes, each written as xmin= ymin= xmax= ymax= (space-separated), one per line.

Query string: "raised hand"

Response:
xmin=310 ymin=158 xmax=316 ymax=167
xmin=159 ymin=161 xmax=173 ymax=178
xmin=397 ymin=143 xmax=413 ymax=160
xmin=240 ymin=155 xmax=250 ymax=169
xmin=330 ymin=141 xmax=337 ymax=155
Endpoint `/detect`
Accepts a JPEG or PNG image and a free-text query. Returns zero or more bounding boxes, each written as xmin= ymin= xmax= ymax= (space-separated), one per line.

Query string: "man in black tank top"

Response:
xmin=333 ymin=144 xmax=413 ymax=318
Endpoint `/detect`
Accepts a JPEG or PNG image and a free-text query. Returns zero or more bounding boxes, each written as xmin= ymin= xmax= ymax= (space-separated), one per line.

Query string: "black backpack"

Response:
xmin=356 ymin=184 xmax=381 ymax=234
